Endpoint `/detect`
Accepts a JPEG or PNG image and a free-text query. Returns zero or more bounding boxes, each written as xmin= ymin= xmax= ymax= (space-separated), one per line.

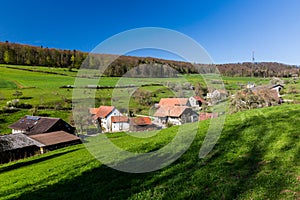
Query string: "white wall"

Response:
xmin=111 ymin=122 xmax=130 ymax=132
xmin=12 ymin=129 xmax=25 ymax=134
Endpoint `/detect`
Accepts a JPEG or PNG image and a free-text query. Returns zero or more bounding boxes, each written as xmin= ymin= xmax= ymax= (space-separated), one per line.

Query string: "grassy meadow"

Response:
xmin=0 ymin=104 xmax=299 ymax=199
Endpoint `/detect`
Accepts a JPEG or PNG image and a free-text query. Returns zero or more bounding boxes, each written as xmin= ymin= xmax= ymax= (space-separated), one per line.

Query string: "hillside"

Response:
xmin=0 ymin=104 xmax=299 ymax=199
xmin=0 ymin=41 xmax=299 ymax=77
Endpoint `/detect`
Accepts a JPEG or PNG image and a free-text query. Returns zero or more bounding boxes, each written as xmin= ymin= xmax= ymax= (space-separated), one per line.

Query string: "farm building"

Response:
xmin=29 ymin=131 xmax=81 ymax=153
xmin=154 ymin=106 xmax=199 ymax=126
xmin=0 ymin=133 xmax=42 ymax=164
xmin=8 ymin=116 xmax=75 ymax=135
xmin=0 ymin=130 xmax=81 ymax=163
xmin=89 ymin=106 xmax=123 ymax=132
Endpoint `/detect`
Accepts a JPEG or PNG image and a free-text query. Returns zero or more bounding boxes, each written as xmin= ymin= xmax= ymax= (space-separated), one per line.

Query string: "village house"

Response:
xmin=251 ymin=84 xmax=284 ymax=104
xmin=270 ymin=84 xmax=284 ymax=98
xmin=8 ymin=115 xmax=75 ymax=135
xmin=154 ymin=106 xmax=199 ymax=126
xmin=206 ymin=89 xmax=228 ymax=105
xmin=189 ymin=96 xmax=206 ymax=109
xmin=89 ymin=106 xmax=123 ymax=132
xmin=111 ymin=116 xmax=130 ymax=132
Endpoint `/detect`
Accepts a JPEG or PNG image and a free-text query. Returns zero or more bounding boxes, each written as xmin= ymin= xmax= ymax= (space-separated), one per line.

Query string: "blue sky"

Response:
xmin=1 ymin=0 xmax=300 ymax=65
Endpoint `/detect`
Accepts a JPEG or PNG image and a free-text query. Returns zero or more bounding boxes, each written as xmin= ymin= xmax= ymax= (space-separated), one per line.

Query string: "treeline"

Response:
xmin=0 ymin=41 xmax=86 ymax=69
xmin=217 ymin=62 xmax=300 ymax=78
xmin=0 ymin=41 xmax=299 ymax=77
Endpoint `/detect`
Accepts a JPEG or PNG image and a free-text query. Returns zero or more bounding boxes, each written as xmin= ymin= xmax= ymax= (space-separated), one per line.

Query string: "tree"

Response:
xmin=4 ymin=50 xmax=10 ymax=63
xmin=69 ymin=55 xmax=75 ymax=71
xmin=229 ymin=88 xmax=280 ymax=113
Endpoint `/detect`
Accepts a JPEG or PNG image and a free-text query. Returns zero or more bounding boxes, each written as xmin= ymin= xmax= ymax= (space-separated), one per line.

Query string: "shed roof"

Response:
xmin=131 ymin=117 xmax=152 ymax=126
xmin=29 ymin=131 xmax=81 ymax=147
xmin=111 ymin=116 xmax=129 ymax=123
xmin=0 ymin=133 xmax=43 ymax=152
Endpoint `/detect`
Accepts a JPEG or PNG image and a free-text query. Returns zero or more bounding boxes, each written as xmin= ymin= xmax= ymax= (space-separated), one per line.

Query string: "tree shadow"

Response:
xmin=0 ymin=148 xmax=80 ymax=173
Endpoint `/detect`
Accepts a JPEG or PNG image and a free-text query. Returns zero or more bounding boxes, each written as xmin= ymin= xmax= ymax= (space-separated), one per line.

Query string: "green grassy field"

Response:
xmin=0 ymin=104 xmax=299 ymax=199
xmin=0 ymin=64 xmax=273 ymax=108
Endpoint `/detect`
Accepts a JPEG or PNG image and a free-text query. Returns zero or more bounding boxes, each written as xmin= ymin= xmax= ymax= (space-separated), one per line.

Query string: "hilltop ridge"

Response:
xmin=0 ymin=41 xmax=299 ymax=77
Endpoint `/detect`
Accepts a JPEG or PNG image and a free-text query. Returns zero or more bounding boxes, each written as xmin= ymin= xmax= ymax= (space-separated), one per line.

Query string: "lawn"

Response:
xmin=0 ymin=104 xmax=299 ymax=199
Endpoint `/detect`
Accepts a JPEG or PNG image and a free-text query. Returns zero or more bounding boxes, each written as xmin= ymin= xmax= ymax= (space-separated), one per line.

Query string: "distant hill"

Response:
xmin=0 ymin=41 xmax=299 ymax=77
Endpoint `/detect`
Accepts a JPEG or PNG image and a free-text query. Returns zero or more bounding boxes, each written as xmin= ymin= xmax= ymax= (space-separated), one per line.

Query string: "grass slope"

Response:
xmin=0 ymin=104 xmax=299 ymax=199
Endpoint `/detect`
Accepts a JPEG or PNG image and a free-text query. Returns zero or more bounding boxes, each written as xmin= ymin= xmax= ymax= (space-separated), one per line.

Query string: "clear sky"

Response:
xmin=1 ymin=0 xmax=300 ymax=65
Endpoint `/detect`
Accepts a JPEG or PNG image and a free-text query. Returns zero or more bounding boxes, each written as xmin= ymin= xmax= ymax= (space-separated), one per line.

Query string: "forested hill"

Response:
xmin=0 ymin=41 xmax=299 ymax=77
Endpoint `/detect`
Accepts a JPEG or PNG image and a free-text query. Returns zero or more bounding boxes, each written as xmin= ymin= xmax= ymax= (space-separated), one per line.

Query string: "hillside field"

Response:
xmin=0 ymin=104 xmax=299 ymax=199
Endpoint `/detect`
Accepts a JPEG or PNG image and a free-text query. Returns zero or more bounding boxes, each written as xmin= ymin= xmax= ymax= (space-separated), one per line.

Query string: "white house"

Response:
xmin=110 ymin=116 xmax=130 ymax=132
xmin=270 ymin=84 xmax=284 ymax=98
xmin=189 ymin=96 xmax=206 ymax=109
xmin=89 ymin=106 xmax=122 ymax=132
xmin=206 ymin=90 xmax=228 ymax=105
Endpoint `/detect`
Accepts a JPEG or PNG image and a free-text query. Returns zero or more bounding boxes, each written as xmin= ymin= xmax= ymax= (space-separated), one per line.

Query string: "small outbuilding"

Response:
xmin=0 ymin=133 xmax=42 ymax=164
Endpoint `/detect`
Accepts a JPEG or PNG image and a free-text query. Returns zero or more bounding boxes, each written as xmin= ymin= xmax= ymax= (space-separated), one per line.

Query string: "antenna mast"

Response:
xmin=252 ymin=51 xmax=255 ymax=63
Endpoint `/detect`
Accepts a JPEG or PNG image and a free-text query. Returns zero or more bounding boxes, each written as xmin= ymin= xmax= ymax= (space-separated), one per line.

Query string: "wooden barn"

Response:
xmin=8 ymin=115 xmax=75 ymax=135
xmin=0 ymin=133 xmax=42 ymax=164
xmin=29 ymin=131 xmax=81 ymax=153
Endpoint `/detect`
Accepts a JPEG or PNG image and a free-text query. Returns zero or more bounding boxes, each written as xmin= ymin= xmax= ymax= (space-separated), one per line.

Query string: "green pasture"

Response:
xmin=0 ymin=104 xmax=299 ymax=199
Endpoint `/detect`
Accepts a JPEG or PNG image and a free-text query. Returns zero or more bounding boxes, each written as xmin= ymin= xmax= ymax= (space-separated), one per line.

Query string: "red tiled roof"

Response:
xmin=131 ymin=117 xmax=152 ymax=126
xmin=29 ymin=131 xmax=80 ymax=146
xmin=158 ymin=98 xmax=189 ymax=106
xmin=154 ymin=106 xmax=189 ymax=117
xmin=90 ymin=106 xmax=115 ymax=118
xmin=89 ymin=108 xmax=100 ymax=115
xmin=199 ymin=113 xmax=218 ymax=121
xmin=111 ymin=116 xmax=129 ymax=123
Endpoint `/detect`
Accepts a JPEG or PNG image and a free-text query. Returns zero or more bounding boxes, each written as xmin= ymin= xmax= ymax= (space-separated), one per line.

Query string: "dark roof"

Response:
xmin=0 ymin=133 xmax=43 ymax=152
xmin=29 ymin=131 xmax=81 ymax=146
xmin=8 ymin=116 xmax=73 ymax=135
